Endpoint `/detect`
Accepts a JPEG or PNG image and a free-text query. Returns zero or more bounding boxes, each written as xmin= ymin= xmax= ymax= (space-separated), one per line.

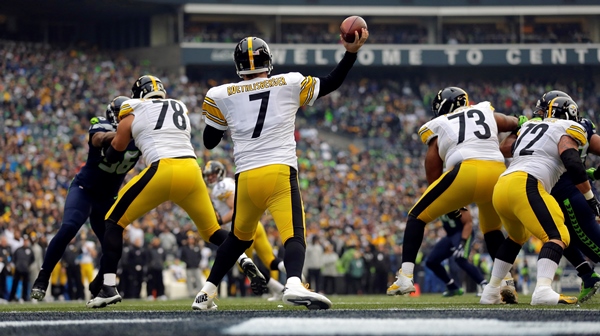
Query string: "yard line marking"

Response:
xmin=0 ymin=318 xmax=188 ymax=328
xmin=224 ymin=318 xmax=600 ymax=335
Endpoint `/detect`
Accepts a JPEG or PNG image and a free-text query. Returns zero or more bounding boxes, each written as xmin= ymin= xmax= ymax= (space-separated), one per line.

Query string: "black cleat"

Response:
xmin=86 ymin=285 xmax=122 ymax=309
xmin=240 ymin=258 xmax=268 ymax=295
xmin=30 ymin=273 xmax=50 ymax=301
xmin=89 ymin=275 xmax=103 ymax=298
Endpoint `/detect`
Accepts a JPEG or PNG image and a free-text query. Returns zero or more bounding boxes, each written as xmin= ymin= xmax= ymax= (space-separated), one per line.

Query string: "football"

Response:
xmin=340 ymin=16 xmax=367 ymax=43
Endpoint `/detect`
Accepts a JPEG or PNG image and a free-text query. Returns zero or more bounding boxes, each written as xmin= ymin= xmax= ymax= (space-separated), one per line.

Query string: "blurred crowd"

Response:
xmin=184 ymin=21 xmax=592 ymax=44
xmin=1 ymin=40 xmax=598 ymax=302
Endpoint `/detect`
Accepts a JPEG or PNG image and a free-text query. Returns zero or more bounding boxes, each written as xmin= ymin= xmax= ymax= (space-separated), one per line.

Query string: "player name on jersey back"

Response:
xmin=418 ymin=101 xmax=504 ymax=168
xmin=226 ymin=77 xmax=287 ymax=96
xmin=502 ymin=118 xmax=588 ymax=192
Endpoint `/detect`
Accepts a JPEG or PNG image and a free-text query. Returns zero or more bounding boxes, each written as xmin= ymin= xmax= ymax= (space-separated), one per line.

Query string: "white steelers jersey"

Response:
xmin=202 ymin=72 xmax=320 ymax=173
xmin=210 ymin=177 xmax=236 ymax=229
xmin=502 ymin=118 xmax=588 ymax=192
xmin=418 ymin=101 xmax=504 ymax=169
xmin=119 ymin=98 xmax=195 ymax=165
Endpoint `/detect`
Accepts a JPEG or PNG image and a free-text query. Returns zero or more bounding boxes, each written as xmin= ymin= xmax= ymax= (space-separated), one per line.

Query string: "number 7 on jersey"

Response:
xmin=250 ymin=91 xmax=270 ymax=138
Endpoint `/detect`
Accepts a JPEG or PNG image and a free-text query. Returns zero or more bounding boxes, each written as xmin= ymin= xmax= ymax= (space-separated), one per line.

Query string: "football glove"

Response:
xmin=517 ymin=115 xmax=529 ymax=127
xmin=587 ymin=197 xmax=600 ymax=217
xmin=511 ymin=115 xmax=528 ymax=135
xmin=451 ymin=238 xmax=468 ymax=259
xmin=586 ymin=167 xmax=600 ymax=181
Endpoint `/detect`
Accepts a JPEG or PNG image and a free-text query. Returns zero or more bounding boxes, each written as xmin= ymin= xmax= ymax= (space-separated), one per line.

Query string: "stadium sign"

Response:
xmin=181 ymin=43 xmax=600 ymax=66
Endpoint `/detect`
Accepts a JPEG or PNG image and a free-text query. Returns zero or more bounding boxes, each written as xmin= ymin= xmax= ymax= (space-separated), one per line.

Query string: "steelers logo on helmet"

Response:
xmin=547 ymin=96 xmax=579 ymax=122
xmin=431 ymin=86 xmax=469 ymax=117
xmin=131 ymin=75 xmax=166 ymax=99
xmin=233 ymin=37 xmax=273 ymax=79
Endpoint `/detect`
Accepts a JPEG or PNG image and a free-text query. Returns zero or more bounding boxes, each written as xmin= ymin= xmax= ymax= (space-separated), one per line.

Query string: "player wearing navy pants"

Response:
xmin=31 ymin=97 xmax=141 ymax=301
xmin=425 ymin=208 xmax=488 ymax=296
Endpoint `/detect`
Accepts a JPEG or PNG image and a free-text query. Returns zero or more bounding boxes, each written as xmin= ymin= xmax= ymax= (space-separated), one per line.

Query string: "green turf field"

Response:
xmin=1 ymin=294 xmax=598 ymax=312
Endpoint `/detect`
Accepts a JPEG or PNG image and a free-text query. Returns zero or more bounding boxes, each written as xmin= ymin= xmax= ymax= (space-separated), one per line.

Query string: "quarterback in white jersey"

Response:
xmin=388 ymin=86 xmax=520 ymax=300
xmin=481 ymin=96 xmax=600 ymax=306
xmin=87 ymin=75 xmax=264 ymax=309
xmin=195 ymin=32 xmax=368 ymax=311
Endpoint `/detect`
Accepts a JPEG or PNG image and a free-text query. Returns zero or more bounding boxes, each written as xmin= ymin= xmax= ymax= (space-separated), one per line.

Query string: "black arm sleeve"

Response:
xmin=560 ymin=148 xmax=588 ymax=185
xmin=203 ymin=125 xmax=225 ymax=150
xmin=317 ymin=51 xmax=358 ymax=98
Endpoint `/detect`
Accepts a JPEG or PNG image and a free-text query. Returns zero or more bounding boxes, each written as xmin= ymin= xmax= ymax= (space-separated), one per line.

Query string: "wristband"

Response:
xmin=584 ymin=189 xmax=594 ymax=200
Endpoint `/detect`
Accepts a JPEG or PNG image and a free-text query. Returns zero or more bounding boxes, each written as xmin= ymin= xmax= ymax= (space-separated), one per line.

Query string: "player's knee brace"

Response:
xmin=495 ymin=238 xmax=522 ymax=264
xmin=539 ymin=241 xmax=564 ymax=264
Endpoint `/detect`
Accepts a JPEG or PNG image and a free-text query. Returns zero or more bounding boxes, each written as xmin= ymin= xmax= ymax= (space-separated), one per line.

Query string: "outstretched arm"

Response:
xmin=494 ymin=113 xmax=520 ymax=133
xmin=91 ymin=132 xmax=116 ymax=148
xmin=459 ymin=208 xmax=473 ymax=241
xmin=317 ymin=29 xmax=369 ymax=98
xmin=105 ymin=115 xmax=133 ymax=163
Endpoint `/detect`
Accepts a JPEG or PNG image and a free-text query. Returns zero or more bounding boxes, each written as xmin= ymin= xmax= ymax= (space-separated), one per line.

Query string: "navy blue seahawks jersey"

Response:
xmin=439 ymin=212 xmax=463 ymax=236
xmin=551 ymin=118 xmax=597 ymax=199
xmin=73 ymin=116 xmax=141 ymax=197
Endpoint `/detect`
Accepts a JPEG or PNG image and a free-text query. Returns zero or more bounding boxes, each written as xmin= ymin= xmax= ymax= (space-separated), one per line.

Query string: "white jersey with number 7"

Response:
xmin=202 ymin=72 xmax=320 ymax=173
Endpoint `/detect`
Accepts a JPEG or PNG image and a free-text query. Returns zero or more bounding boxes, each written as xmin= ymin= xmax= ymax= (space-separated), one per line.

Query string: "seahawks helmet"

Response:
xmin=203 ymin=161 xmax=226 ymax=187
xmin=431 ymin=87 xmax=469 ymax=117
xmin=547 ymin=97 xmax=579 ymax=121
xmin=534 ymin=90 xmax=571 ymax=119
xmin=131 ymin=75 xmax=166 ymax=99
xmin=233 ymin=37 xmax=273 ymax=78
xmin=105 ymin=96 xmax=129 ymax=128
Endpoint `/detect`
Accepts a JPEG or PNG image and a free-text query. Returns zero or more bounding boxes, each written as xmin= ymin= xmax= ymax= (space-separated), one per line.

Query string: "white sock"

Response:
xmin=286 ymin=276 xmax=301 ymax=285
xmin=489 ymin=259 xmax=512 ymax=287
xmin=237 ymin=253 xmax=250 ymax=263
xmin=401 ymin=263 xmax=415 ymax=277
xmin=278 ymin=261 xmax=286 ymax=273
xmin=267 ymin=278 xmax=284 ymax=293
xmin=201 ymin=281 xmax=218 ymax=296
xmin=536 ymin=258 xmax=558 ymax=288
xmin=104 ymin=273 xmax=116 ymax=286
xmin=446 ymin=279 xmax=455 ymax=286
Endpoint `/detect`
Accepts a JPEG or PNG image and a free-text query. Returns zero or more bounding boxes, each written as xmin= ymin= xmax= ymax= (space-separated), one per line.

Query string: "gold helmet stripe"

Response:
xmin=464 ymin=93 xmax=470 ymax=107
xmin=247 ymin=37 xmax=255 ymax=71
xmin=547 ymin=97 xmax=558 ymax=119
xmin=149 ymin=76 xmax=158 ymax=92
